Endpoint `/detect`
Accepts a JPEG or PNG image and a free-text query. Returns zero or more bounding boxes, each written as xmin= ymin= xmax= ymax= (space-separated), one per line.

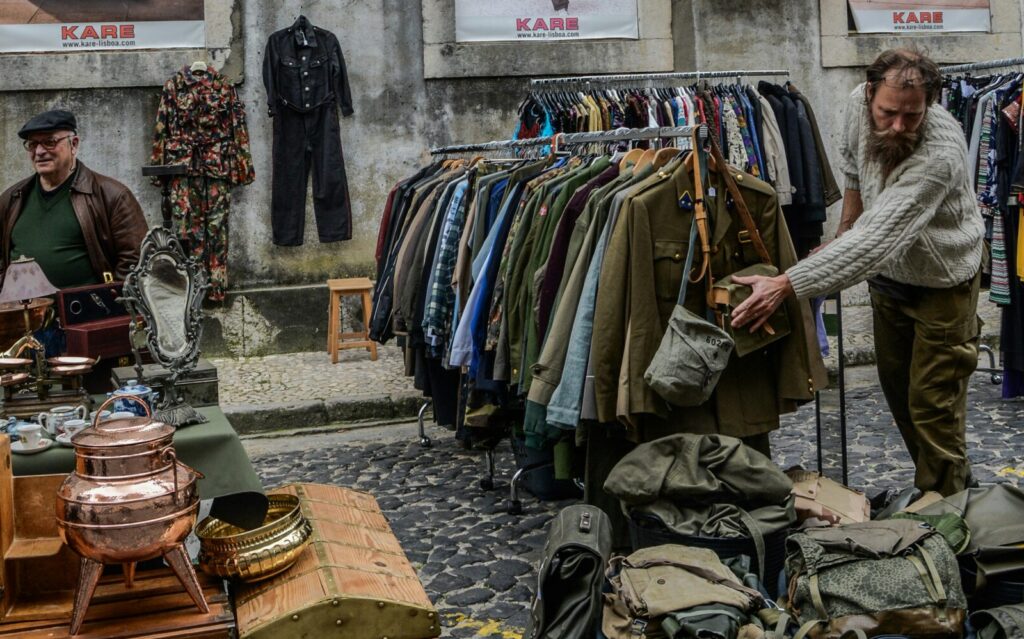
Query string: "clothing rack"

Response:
xmin=430 ymin=124 xmax=706 ymax=156
xmin=529 ymin=69 xmax=790 ymax=88
xmin=940 ymin=57 xmax=1024 ymax=74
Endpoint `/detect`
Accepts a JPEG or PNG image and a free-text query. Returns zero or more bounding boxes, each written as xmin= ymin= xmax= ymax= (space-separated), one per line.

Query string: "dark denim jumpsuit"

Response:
xmin=262 ymin=15 xmax=354 ymax=245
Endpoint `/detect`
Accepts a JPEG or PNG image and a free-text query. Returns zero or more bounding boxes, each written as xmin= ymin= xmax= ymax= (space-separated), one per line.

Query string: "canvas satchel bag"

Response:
xmin=603 ymin=544 xmax=766 ymax=639
xmin=525 ymin=505 xmax=613 ymax=639
xmin=705 ymin=134 xmax=791 ymax=358
xmin=644 ymin=145 xmax=734 ymax=407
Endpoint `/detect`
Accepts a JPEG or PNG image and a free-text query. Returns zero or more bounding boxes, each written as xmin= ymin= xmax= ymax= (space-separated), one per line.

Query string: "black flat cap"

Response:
xmin=18 ymin=109 xmax=77 ymax=139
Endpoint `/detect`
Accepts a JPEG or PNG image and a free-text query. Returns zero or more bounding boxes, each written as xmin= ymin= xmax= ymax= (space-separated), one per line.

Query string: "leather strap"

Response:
xmin=794 ymin=619 xmax=824 ymax=639
xmin=690 ymin=132 xmax=717 ymax=310
xmin=735 ymin=507 xmax=768 ymax=587
xmin=676 ymin=214 xmax=699 ymax=306
xmin=766 ymin=611 xmax=791 ymax=639
xmin=705 ymin=132 xmax=773 ymax=266
xmin=809 ymin=573 xmax=828 ymax=620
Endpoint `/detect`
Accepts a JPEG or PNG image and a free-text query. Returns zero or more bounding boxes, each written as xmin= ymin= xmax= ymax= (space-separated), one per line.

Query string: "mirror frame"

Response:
xmin=123 ymin=227 xmax=208 ymax=378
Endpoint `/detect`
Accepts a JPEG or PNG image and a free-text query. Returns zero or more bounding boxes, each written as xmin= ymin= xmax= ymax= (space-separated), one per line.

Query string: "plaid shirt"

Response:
xmin=422 ymin=178 xmax=470 ymax=356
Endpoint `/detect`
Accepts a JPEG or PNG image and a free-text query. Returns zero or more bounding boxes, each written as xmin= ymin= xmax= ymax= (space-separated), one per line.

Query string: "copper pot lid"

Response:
xmin=72 ymin=395 xmax=173 ymax=448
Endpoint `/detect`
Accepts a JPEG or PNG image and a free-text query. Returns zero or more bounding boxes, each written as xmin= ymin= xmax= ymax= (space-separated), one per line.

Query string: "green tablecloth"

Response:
xmin=11 ymin=405 xmax=263 ymax=501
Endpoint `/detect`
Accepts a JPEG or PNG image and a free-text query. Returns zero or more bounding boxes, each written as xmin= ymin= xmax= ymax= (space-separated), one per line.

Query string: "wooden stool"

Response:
xmin=327 ymin=278 xmax=378 ymax=364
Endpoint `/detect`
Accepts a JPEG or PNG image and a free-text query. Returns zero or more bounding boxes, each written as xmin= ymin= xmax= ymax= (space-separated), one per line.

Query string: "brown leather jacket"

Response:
xmin=0 ymin=162 xmax=149 ymax=284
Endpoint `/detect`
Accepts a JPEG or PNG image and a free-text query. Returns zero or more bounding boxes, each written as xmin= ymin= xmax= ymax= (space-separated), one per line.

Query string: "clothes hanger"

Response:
xmin=651 ymin=146 xmax=681 ymax=170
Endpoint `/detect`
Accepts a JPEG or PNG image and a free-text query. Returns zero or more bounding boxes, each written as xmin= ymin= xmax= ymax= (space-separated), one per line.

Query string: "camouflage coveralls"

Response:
xmin=151 ymin=66 xmax=255 ymax=301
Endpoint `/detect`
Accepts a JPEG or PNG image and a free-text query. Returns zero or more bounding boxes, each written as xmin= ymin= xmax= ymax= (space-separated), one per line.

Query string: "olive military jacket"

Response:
xmin=590 ymin=160 xmax=828 ymax=440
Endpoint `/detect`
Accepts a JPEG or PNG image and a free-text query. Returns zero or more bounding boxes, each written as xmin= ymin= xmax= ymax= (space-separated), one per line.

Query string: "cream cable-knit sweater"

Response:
xmin=786 ymin=84 xmax=984 ymax=299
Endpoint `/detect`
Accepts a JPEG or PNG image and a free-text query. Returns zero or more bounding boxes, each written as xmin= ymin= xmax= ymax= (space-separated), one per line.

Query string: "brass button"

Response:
xmin=336 ymin=620 xmax=343 ymax=626
xmin=673 ymin=252 xmax=681 ymax=260
xmin=291 ymin=614 xmax=300 ymax=621
xmin=735 ymin=174 xmax=744 ymax=182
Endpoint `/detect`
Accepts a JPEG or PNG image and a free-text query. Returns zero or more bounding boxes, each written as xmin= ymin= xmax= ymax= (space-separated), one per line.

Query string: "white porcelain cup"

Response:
xmin=63 ymin=418 xmax=89 ymax=439
xmin=19 ymin=423 xmax=42 ymax=448
xmin=38 ymin=405 xmax=87 ymax=436
xmin=92 ymin=410 xmax=113 ymax=423
xmin=109 ymin=411 xmax=136 ymax=420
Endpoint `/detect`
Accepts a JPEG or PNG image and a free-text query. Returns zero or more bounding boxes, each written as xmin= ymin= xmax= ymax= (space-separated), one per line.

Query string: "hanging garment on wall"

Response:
xmin=262 ymin=15 xmax=355 ymax=246
xmin=942 ymin=71 xmax=1024 ymax=398
xmin=150 ymin=64 xmax=255 ymax=302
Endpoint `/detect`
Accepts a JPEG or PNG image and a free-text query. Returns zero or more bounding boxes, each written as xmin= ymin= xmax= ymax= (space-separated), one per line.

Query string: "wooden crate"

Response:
xmin=234 ymin=483 xmax=440 ymax=639
xmin=0 ymin=438 xmax=235 ymax=638
xmin=0 ymin=568 xmax=234 ymax=639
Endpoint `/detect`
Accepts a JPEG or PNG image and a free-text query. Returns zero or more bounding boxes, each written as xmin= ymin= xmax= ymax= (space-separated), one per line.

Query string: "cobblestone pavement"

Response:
xmin=243 ymin=366 xmax=1023 ymax=639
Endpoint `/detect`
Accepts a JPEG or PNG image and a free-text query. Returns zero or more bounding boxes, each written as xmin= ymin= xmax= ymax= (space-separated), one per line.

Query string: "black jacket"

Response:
xmin=262 ymin=15 xmax=353 ymax=117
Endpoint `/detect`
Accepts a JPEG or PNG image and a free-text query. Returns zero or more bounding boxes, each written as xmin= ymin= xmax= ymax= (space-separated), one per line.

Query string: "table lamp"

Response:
xmin=0 ymin=256 xmax=58 ymax=338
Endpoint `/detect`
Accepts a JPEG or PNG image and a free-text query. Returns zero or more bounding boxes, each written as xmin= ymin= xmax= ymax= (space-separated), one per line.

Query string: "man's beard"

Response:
xmin=865 ymin=122 xmax=922 ymax=177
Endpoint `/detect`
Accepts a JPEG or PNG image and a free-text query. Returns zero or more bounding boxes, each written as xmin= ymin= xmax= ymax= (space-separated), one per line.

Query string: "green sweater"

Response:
xmin=10 ymin=170 xmax=99 ymax=289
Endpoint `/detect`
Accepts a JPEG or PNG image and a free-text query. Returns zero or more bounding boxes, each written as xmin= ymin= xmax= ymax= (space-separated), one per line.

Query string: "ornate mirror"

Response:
xmin=122 ymin=227 xmax=208 ymax=426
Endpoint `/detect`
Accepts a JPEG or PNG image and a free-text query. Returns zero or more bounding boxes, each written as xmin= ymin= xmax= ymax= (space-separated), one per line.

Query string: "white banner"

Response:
xmin=848 ymin=1 xmax=990 ymax=33
xmin=0 ymin=21 xmax=205 ymax=53
xmin=455 ymin=0 xmax=639 ymax=42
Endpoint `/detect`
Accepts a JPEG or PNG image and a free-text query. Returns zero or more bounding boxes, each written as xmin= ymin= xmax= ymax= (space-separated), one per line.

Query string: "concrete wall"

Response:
xmin=0 ymin=0 xmax=1019 ymax=355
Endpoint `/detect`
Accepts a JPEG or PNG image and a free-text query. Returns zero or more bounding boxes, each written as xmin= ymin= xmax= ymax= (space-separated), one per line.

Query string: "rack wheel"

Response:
xmin=506 ymin=500 xmax=523 ymax=515
xmin=479 ymin=478 xmax=494 ymax=491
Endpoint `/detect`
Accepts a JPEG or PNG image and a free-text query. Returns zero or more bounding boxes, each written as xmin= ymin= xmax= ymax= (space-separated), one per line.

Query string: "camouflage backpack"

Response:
xmin=785 ymin=520 xmax=967 ymax=639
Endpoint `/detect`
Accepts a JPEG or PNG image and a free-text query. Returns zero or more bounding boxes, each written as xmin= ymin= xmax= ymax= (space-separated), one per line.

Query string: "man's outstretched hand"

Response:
xmin=729 ymin=274 xmax=794 ymax=332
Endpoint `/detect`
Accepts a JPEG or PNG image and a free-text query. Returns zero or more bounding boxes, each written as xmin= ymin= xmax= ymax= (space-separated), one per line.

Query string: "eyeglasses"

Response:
xmin=23 ymin=135 xmax=74 ymax=152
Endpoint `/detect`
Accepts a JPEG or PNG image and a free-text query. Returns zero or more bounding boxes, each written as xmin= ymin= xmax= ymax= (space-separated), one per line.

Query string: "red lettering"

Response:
xmin=533 ymin=18 xmax=548 ymax=30
xmin=566 ymin=17 xmax=579 ymax=30
xmin=906 ymin=11 xmax=919 ymax=23
xmin=892 ymin=11 xmax=905 ymax=23
xmin=61 ymin=26 xmax=78 ymax=39
xmin=516 ymin=18 xmax=530 ymax=31
xmin=934 ymin=11 xmax=943 ymax=23
xmin=80 ymin=25 xmax=99 ymax=39
xmin=100 ymin=25 xmax=117 ymax=38
xmin=550 ymin=17 xmax=564 ymax=29
xmin=121 ymin=24 xmax=135 ymax=38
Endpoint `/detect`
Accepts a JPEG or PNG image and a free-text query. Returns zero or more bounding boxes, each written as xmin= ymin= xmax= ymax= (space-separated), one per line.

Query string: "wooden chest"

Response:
xmin=234 ymin=483 xmax=440 ymax=639
xmin=64 ymin=315 xmax=133 ymax=360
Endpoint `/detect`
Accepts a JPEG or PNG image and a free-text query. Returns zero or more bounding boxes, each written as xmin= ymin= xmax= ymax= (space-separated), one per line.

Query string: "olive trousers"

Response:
xmin=871 ymin=272 xmax=980 ymax=496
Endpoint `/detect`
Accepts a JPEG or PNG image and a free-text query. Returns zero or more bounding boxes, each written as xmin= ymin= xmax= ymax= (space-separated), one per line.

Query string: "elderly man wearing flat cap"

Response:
xmin=0 ymin=109 xmax=148 ymax=289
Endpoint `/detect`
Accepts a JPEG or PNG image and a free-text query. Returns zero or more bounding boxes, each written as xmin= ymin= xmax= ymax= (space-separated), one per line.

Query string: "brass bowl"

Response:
xmin=196 ymin=494 xmax=312 ymax=583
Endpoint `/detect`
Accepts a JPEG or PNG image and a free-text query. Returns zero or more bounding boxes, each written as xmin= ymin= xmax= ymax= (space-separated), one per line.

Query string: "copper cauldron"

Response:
xmin=55 ymin=396 xmax=209 ymax=635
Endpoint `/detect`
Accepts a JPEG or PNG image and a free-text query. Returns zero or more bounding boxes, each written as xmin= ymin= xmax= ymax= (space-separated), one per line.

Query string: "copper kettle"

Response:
xmin=56 ymin=395 xmax=208 ymax=635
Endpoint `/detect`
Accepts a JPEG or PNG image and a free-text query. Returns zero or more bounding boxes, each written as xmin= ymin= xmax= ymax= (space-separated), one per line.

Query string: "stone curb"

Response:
xmin=225 ymin=390 xmax=428 ymax=434
xmin=222 ymin=327 xmax=1000 ymax=432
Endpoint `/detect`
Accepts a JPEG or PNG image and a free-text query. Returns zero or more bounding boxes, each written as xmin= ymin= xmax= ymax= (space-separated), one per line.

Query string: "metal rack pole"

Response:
xmin=940 ymin=57 xmax=1024 ymax=74
xmin=529 ymin=69 xmax=790 ymax=88
xmin=430 ymin=124 xmax=704 ymax=157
